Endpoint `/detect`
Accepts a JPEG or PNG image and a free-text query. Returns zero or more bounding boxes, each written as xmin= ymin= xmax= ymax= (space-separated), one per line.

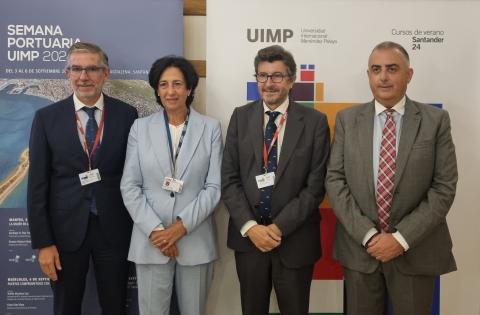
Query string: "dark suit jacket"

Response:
xmin=326 ymin=98 xmax=457 ymax=276
xmin=27 ymin=94 xmax=137 ymax=253
xmin=222 ymin=100 xmax=330 ymax=268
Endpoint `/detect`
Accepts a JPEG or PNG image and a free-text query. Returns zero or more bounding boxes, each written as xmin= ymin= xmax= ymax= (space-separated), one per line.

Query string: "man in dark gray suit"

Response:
xmin=326 ymin=41 xmax=458 ymax=314
xmin=222 ymin=45 xmax=330 ymax=315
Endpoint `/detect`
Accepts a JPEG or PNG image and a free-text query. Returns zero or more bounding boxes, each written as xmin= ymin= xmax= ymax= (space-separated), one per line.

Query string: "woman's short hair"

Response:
xmin=148 ymin=56 xmax=199 ymax=107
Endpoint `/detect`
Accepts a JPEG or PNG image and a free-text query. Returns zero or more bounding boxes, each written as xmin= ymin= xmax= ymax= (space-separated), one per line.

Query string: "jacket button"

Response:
xmin=170 ymin=192 xmax=174 ymax=198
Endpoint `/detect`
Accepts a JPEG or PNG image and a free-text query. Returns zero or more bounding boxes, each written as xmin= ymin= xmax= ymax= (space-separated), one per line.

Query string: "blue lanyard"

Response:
xmin=163 ymin=108 xmax=190 ymax=176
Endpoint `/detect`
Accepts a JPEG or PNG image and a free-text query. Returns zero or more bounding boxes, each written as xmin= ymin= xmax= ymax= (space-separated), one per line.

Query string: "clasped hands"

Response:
xmin=246 ymin=223 xmax=282 ymax=252
xmin=149 ymin=219 xmax=187 ymax=258
xmin=366 ymin=232 xmax=404 ymax=263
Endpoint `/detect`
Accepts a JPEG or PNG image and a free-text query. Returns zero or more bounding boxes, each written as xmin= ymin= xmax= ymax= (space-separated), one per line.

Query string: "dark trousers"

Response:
xmin=344 ymin=262 xmax=435 ymax=315
xmin=51 ymin=214 xmax=129 ymax=315
xmin=235 ymin=250 xmax=314 ymax=315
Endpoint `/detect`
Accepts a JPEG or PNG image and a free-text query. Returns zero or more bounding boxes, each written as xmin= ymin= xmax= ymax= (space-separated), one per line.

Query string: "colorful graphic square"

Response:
xmin=315 ymin=83 xmax=324 ymax=102
xmin=313 ymin=208 xmax=343 ymax=280
xmin=291 ymin=82 xmax=314 ymax=101
xmin=247 ymin=82 xmax=259 ymax=101
xmin=301 ymin=70 xmax=315 ymax=81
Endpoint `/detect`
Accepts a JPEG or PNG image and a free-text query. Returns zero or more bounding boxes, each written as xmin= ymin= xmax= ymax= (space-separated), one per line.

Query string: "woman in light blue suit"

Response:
xmin=120 ymin=56 xmax=222 ymax=315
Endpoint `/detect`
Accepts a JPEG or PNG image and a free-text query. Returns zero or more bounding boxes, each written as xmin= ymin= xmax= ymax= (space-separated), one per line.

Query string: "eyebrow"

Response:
xmin=370 ymin=63 xmax=399 ymax=69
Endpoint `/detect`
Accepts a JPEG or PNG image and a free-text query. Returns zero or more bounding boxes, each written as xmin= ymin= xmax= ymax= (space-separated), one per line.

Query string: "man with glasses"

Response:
xmin=27 ymin=42 xmax=137 ymax=315
xmin=222 ymin=45 xmax=330 ymax=314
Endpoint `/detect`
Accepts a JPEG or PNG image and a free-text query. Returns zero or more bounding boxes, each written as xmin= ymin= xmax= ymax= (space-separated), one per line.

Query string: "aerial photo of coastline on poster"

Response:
xmin=0 ymin=78 xmax=159 ymax=209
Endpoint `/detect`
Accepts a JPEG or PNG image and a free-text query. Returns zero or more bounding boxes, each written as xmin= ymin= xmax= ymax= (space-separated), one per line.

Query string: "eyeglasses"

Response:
xmin=254 ymin=72 xmax=290 ymax=83
xmin=67 ymin=65 xmax=106 ymax=76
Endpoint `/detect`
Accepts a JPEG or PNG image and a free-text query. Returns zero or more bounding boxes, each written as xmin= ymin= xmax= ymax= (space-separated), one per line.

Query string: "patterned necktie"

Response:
xmin=83 ymin=107 xmax=98 ymax=157
xmin=376 ymin=109 xmax=396 ymax=232
xmin=82 ymin=106 xmax=98 ymax=215
xmin=258 ymin=111 xmax=280 ymax=223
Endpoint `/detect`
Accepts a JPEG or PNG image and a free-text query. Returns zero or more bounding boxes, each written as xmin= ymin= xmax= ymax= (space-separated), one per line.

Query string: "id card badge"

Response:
xmin=162 ymin=177 xmax=184 ymax=193
xmin=255 ymin=172 xmax=275 ymax=189
xmin=79 ymin=169 xmax=101 ymax=186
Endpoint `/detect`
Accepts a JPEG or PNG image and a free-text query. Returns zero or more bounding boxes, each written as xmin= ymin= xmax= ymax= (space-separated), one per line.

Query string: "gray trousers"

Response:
xmin=136 ymin=260 xmax=213 ymax=315
xmin=344 ymin=262 xmax=435 ymax=315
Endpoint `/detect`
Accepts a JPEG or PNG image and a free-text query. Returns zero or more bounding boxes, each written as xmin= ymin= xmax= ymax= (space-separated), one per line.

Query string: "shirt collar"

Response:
xmin=74 ymin=93 xmax=105 ymax=112
xmin=374 ymin=95 xmax=406 ymax=116
xmin=262 ymin=97 xmax=289 ymax=115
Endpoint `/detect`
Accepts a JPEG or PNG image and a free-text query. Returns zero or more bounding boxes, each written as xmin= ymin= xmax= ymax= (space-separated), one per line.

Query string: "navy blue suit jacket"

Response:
xmin=27 ymin=94 xmax=137 ymax=253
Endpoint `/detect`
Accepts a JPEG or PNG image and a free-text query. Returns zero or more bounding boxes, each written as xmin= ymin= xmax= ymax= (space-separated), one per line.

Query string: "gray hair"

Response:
xmin=66 ymin=42 xmax=109 ymax=68
xmin=371 ymin=41 xmax=410 ymax=65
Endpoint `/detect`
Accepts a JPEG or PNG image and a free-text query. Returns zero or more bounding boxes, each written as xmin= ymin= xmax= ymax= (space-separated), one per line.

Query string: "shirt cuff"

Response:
xmin=153 ymin=224 xmax=165 ymax=231
xmin=393 ymin=231 xmax=409 ymax=251
xmin=362 ymin=228 xmax=379 ymax=247
xmin=240 ymin=220 xmax=258 ymax=237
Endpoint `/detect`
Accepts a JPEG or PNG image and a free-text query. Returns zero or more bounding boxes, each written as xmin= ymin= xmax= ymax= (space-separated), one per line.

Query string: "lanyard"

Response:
xmin=75 ymin=107 xmax=105 ymax=170
xmin=262 ymin=111 xmax=287 ymax=173
xmin=163 ymin=108 xmax=190 ymax=177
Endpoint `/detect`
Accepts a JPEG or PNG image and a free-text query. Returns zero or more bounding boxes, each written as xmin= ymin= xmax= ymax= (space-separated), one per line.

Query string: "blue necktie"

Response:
xmin=83 ymin=107 xmax=98 ymax=157
xmin=82 ymin=106 xmax=98 ymax=215
xmin=258 ymin=111 xmax=280 ymax=223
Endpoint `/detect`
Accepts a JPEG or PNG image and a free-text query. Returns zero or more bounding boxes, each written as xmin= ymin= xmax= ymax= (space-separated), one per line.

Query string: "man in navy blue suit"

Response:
xmin=27 ymin=42 xmax=137 ymax=315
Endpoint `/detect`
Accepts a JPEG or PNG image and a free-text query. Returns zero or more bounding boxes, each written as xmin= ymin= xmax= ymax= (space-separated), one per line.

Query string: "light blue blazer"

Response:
xmin=120 ymin=108 xmax=222 ymax=266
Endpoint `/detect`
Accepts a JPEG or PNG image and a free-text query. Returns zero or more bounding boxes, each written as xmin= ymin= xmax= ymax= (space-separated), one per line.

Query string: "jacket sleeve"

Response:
xmin=120 ymin=119 xmax=163 ymax=236
xmin=221 ymin=108 xmax=258 ymax=231
xmin=273 ymin=113 xmax=331 ymax=237
xmin=176 ymin=121 xmax=223 ymax=233
xmin=325 ymin=111 xmax=377 ymax=244
xmin=27 ymin=111 xmax=55 ymax=249
xmin=394 ymin=111 xmax=457 ymax=248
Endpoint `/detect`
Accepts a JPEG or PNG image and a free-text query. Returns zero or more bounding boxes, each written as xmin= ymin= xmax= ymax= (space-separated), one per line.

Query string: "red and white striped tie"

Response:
xmin=376 ymin=109 xmax=396 ymax=232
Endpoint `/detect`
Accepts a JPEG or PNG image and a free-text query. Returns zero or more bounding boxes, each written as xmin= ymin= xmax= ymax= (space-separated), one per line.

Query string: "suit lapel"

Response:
xmin=247 ymin=101 xmax=265 ymax=173
xmin=175 ymin=108 xmax=205 ymax=179
xmin=149 ymin=110 xmax=172 ymax=177
xmin=357 ymin=102 xmax=376 ymax=198
xmin=275 ymin=102 xmax=304 ymax=184
xmin=394 ymin=98 xmax=421 ymax=191
xmin=62 ymin=96 xmax=89 ymax=167
xmin=94 ymin=95 xmax=113 ymax=167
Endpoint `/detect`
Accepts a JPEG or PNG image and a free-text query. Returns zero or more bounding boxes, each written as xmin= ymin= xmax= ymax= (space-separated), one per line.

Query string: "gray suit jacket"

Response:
xmin=120 ymin=108 xmax=223 ymax=266
xmin=325 ymin=97 xmax=457 ymax=275
xmin=222 ymin=100 xmax=330 ymax=268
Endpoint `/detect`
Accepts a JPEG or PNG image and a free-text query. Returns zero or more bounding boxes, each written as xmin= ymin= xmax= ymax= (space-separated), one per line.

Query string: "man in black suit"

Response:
xmin=27 ymin=42 xmax=137 ymax=315
xmin=222 ymin=45 xmax=330 ymax=315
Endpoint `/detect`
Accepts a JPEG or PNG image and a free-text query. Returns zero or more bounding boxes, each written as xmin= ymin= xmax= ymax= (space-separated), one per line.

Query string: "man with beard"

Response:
xmin=222 ymin=45 xmax=330 ymax=314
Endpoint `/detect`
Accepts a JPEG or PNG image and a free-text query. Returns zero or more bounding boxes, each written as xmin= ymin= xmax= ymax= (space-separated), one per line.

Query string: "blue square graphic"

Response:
xmin=247 ymin=82 xmax=259 ymax=101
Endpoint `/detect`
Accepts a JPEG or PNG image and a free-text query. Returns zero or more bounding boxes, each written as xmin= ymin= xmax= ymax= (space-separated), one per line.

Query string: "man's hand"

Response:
xmin=267 ymin=223 xmax=283 ymax=237
xmin=38 ymin=245 xmax=62 ymax=281
xmin=149 ymin=220 xmax=187 ymax=251
xmin=246 ymin=225 xmax=281 ymax=252
xmin=367 ymin=233 xmax=404 ymax=262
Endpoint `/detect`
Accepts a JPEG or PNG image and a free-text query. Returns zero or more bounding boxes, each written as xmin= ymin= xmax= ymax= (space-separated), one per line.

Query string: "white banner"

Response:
xmin=207 ymin=1 xmax=480 ymax=314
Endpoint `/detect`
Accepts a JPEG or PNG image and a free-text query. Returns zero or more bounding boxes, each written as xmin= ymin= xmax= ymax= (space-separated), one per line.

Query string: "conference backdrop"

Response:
xmin=206 ymin=0 xmax=480 ymax=314
xmin=0 ymin=0 xmax=183 ymax=313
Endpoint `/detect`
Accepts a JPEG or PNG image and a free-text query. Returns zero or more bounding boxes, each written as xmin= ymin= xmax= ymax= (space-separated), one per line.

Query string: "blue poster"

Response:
xmin=0 ymin=0 xmax=183 ymax=313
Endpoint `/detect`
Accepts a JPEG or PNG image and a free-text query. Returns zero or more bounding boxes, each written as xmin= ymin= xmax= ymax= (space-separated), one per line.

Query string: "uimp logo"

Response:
xmin=247 ymin=28 xmax=293 ymax=43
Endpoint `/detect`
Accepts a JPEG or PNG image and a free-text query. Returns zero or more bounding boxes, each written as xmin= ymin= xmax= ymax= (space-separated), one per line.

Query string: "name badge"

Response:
xmin=162 ymin=177 xmax=184 ymax=193
xmin=255 ymin=172 xmax=275 ymax=189
xmin=79 ymin=169 xmax=101 ymax=186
